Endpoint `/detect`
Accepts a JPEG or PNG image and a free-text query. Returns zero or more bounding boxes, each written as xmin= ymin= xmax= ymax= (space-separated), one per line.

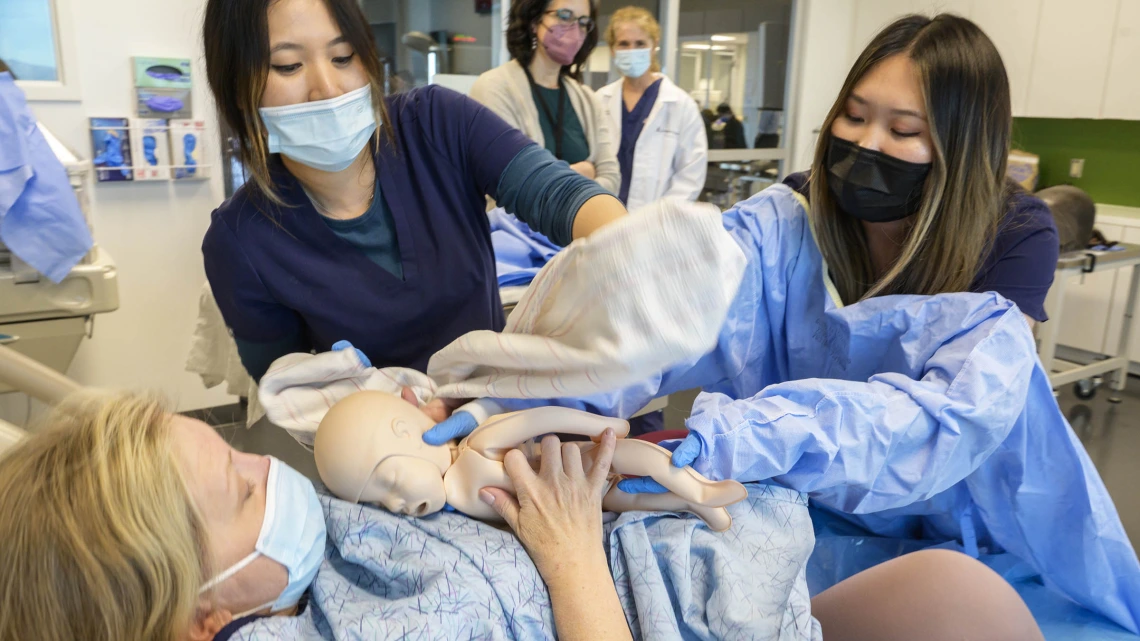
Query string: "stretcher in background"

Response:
xmin=0 ymin=124 xmax=119 ymax=396
xmin=1039 ymin=244 xmax=1140 ymax=401
xmin=0 ymin=342 xmax=83 ymax=453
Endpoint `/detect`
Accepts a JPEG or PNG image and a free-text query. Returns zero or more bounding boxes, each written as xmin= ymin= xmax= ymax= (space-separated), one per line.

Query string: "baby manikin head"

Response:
xmin=314 ymin=391 xmax=453 ymax=517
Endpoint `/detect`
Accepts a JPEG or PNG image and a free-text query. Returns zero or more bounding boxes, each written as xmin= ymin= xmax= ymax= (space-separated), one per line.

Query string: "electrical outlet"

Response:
xmin=1070 ymin=158 xmax=1085 ymax=179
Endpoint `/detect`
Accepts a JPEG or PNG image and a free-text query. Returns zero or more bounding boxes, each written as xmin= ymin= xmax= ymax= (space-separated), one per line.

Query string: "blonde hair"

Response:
xmin=0 ymin=391 xmax=209 ymax=641
xmin=605 ymin=7 xmax=662 ymax=73
xmin=809 ymin=14 xmax=1009 ymax=304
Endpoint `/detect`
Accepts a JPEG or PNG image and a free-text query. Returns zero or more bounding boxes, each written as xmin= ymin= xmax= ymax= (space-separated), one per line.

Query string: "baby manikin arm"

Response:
xmin=463 ymin=406 xmax=631 ymax=460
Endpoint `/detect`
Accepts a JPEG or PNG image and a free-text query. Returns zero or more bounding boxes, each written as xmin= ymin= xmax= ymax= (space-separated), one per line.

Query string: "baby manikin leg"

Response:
xmin=602 ymin=487 xmax=737 ymax=532
xmin=582 ymin=439 xmax=748 ymax=532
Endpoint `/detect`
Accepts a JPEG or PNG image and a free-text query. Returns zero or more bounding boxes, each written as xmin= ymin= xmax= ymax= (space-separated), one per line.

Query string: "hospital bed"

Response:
xmin=0 ymin=342 xmax=82 ymax=453
xmin=0 ymin=125 xmax=119 ymax=396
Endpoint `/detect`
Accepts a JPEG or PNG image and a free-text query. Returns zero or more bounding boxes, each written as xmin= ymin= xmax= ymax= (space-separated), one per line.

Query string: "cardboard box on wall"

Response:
xmin=129 ymin=118 xmax=171 ymax=181
xmin=1007 ymin=149 xmax=1040 ymax=192
xmin=169 ymin=119 xmax=209 ymax=180
xmin=89 ymin=117 xmax=133 ymax=183
xmin=132 ymin=57 xmax=192 ymax=89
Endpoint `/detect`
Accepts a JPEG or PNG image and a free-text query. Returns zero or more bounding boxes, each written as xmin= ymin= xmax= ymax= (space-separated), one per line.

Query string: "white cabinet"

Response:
xmin=826 ymin=0 xmax=1138 ymax=121
xmin=1102 ymin=0 xmax=1140 ymax=120
xmin=850 ymin=0 xmax=924 ymax=55
xmin=1026 ymin=0 xmax=1120 ymax=118
xmin=970 ymin=0 xmax=1043 ymax=116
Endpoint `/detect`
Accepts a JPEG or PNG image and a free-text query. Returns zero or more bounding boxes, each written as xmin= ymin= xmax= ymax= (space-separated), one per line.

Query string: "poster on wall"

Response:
xmin=89 ymin=117 xmax=134 ymax=182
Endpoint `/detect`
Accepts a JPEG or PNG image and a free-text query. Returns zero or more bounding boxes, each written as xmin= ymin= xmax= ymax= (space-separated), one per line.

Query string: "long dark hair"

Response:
xmin=203 ymin=0 xmax=394 ymax=204
xmin=507 ymin=0 xmax=598 ymax=82
xmin=809 ymin=14 xmax=1011 ymax=304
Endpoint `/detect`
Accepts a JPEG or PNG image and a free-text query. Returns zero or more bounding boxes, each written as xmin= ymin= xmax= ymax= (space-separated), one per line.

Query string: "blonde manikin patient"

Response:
xmin=314 ymin=391 xmax=748 ymax=531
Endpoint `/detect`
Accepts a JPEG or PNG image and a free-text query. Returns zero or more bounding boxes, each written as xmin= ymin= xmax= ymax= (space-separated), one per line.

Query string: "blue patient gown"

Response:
xmin=519 ymin=184 xmax=1140 ymax=632
xmin=489 ymin=207 xmax=560 ymax=287
xmin=0 ymin=73 xmax=92 ymax=283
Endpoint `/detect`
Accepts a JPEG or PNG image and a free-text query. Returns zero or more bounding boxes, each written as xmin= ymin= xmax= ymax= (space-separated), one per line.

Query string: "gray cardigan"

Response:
xmin=470 ymin=59 xmax=621 ymax=194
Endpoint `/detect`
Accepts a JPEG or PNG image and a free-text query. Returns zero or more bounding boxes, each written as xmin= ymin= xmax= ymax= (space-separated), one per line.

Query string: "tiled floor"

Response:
xmin=218 ymin=378 xmax=1140 ymax=546
xmin=1057 ymin=379 xmax=1140 ymax=546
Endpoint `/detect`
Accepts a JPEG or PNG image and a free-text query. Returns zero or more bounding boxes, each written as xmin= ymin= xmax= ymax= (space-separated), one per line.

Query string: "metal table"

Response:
xmin=1039 ymin=244 xmax=1140 ymax=399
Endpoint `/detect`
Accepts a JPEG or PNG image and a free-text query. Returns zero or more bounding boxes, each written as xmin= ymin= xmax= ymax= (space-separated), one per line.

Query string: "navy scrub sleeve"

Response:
xmin=203 ymin=86 xmax=535 ymax=380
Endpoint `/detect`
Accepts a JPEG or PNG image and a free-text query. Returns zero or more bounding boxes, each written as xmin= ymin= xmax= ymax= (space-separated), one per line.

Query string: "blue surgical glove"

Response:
xmin=615 ymin=434 xmax=704 ymax=494
xmin=423 ymin=411 xmax=479 ymax=446
xmin=331 ymin=340 xmax=371 ymax=367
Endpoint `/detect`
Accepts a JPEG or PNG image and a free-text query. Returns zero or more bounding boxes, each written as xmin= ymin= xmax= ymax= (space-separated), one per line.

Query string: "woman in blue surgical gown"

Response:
xmin=428 ymin=13 xmax=1140 ymax=633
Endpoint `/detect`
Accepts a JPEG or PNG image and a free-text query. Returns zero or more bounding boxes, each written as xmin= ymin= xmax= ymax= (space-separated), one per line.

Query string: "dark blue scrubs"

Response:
xmin=617 ymin=78 xmax=662 ymax=205
xmin=782 ymin=171 xmax=1059 ymax=321
xmin=204 ymin=87 xmax=547 ymax=377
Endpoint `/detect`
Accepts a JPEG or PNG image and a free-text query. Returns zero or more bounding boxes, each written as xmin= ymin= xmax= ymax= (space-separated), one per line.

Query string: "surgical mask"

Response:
xmin=825 ymin=135 xmax=931 ymax=223
xmin=200 ymin=457 xmax=326 ymax=618
xmin=542 ymin=23 xmax=585 ymax=67
xmin=258 ymin=84 xmax=377 ymax=173
xmin=613 ymin=48 xmax=652 ymax=78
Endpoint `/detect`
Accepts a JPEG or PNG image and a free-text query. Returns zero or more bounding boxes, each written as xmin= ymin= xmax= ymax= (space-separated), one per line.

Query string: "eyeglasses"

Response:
xmin=544 ymin=8 xmax=595 ymax=33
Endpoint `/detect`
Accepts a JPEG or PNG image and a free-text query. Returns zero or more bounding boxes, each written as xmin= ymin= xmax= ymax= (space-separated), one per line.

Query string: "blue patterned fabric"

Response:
xmin=233 ymin=484 xmax=820 ymax=640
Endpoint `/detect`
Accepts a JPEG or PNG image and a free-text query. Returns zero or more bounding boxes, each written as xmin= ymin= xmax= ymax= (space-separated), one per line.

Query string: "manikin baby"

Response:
xmin=314 ymin=391 xmax=748 ymax=531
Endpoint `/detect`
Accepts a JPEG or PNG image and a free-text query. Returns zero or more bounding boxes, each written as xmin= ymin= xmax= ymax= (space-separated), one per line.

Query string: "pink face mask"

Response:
xmin=541 ymin=22 xmax=585 ymax=66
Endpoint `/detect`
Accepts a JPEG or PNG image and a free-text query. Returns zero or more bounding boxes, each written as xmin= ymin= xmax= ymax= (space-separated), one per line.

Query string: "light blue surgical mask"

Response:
xmin=200 ymin=457 xmax=327 ymax=617
xmin=258 ymin=84 xmax=378 ymax=173
xmin=613 ymin=48 xmax=653 ymax=79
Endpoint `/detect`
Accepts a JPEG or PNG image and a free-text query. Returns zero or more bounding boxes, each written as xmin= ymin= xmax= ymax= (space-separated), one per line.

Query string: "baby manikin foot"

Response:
xmin=603 ymin=487 xmax=735 ymax=532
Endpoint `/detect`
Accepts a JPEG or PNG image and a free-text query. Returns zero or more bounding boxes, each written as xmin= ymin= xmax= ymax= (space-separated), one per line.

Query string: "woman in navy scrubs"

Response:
xmin=201 ymin=0 xmax=626 ymax=385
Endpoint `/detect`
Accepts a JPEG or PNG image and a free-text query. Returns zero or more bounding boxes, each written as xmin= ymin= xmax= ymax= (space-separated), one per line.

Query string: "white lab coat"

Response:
xmin=596 ymin=75 xmax=708 ymax=212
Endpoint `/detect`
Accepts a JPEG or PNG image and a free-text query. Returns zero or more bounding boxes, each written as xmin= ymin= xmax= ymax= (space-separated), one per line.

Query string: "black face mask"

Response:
xmin=825 ymin=135 xmax=932 ymax=223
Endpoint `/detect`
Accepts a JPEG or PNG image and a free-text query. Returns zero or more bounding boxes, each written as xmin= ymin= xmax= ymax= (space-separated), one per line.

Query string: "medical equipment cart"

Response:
xmin=1038 ymin=244 xmax=1140 ymax=400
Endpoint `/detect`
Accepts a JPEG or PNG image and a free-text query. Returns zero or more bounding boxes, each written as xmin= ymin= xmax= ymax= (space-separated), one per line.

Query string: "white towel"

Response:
xmin=186 ymin=282 xmax=264 ymax=426
xmin=260 ymin=198 xmax=746 ymax=447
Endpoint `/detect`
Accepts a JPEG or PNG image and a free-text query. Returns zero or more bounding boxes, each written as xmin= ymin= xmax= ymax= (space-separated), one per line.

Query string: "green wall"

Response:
xmin=1011 ymin=118 xmax=1140 ymax=208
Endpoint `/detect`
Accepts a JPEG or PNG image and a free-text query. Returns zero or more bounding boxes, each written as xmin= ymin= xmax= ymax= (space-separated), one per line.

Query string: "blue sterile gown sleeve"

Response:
xmin=0 ymin=73 xmax=92 ymax=283
xmin=500 ymin=184 xmax=1140 ymax=633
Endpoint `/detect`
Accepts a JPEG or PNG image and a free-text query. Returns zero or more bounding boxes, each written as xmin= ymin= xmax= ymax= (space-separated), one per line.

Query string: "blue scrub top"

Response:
xmin=203 ymin=86 xmax=534 ymax=374
xmin=783 ymin=171 xmax=1058 ymax=321
xmin=617 ymin=78 xmax=662 ymax=205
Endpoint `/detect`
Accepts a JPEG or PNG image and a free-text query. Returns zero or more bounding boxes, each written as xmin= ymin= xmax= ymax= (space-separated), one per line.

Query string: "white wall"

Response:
xmin=20 ymin=0 xmax=234 ymax=413
xmin=788 ymin=0 xmax=855 ymax=172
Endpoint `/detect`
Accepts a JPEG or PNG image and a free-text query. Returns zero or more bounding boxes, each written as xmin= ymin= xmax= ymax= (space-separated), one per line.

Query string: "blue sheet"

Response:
xmin=500 ymin=184 xmax=1140 ymax=632
xmin=489 ymin=207 xmax=560 ymax=288
xmin=232 ymin=484 xmax=820 ymax=640
xmin=0 ymin=73 xmax=92 ymax=283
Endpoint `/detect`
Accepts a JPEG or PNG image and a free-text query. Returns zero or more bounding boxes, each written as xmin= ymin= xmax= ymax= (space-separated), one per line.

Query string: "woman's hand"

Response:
xmin=480 ymin=429 xmax=616 ymax=577
xmin=570 ymin=161 xmax=596 ymax=181
xmin=480 ymin=429 xmax=631 ymax=641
